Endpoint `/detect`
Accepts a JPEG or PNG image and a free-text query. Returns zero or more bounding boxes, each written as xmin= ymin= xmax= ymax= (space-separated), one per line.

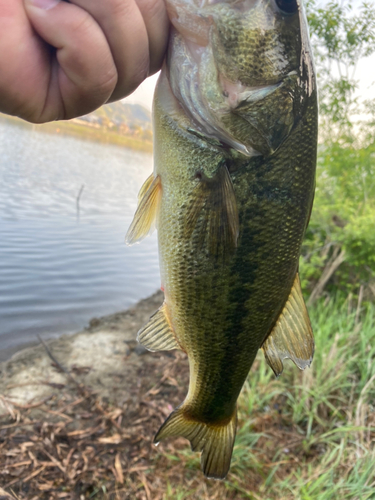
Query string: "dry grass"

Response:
xmin=0 ymin=351 xmax=189 ymax=499
xmin=1 ymin=298 xmax=375 ymax=499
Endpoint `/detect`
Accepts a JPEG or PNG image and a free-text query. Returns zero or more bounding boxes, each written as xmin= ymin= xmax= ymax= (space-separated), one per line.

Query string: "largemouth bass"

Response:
xmin=126 ymin=0 xmax=317 ymax=479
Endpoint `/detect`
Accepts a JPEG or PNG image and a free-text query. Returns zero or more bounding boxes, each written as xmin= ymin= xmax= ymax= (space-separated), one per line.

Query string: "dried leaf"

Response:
xmin=97 ymin=434 xmax=122 ymax=445
xmin=114 ymin=453 xmax=124 ymax=484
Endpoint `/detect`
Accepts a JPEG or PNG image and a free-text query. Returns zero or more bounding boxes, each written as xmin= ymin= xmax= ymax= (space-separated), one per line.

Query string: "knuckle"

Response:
xmin=92 ymin=65 xmax=118 ymax=97
xmin=109 ymin=53 xmax=148 ymax=101
xmin=106 ymin=0 xmax=137 ymax=19
xmin=126 ymin=54 xmax=149 ymax=95
xmin=70 ymin=11 xmax=94 ymax=38
xmin=140 ymin=0 xmax=166 ymax=23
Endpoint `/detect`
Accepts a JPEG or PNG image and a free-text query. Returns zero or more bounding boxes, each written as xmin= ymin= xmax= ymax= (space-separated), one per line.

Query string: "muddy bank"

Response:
xmin=0 ymin=291 xmax=195 ymax=499
xmin=0 ymin=291 xmax=164 ymax=413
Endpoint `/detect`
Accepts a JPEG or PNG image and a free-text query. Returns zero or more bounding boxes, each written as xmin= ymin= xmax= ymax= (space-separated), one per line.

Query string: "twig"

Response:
xmin=308 ymin=246 xmax=346 ymax=305
xmin=11 ymin=395 xmax=54 ymax=409
xmin=41 ymin=449 xmax=66 ymax=474
xmin=76 ymin=184 xmax=84 ymax=214
xmin=0 ymin=422 xmax=40 ymax=431
xmin=37 ymin=335 xmax=86 ymax=396
xmin=4 ymin=465 xmax=45 ymax=489
xmin=0 ymin=488 xmax=16 ymax=500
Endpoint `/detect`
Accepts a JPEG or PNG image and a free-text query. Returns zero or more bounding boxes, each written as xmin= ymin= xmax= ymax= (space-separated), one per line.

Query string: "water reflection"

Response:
xmin=0 ymin=118 xmax=160 ymax=353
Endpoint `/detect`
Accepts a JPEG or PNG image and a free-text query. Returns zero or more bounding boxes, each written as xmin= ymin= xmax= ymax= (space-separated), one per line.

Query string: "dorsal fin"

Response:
xmin=262 ymin=273 xmax=314 ymax=377
xmin=137 ymin=302 xmax=181 ymax=352
xmin=125 ymin=175 xmax=162 ymax=245
xmin=185 ymin=165 xmax=239 ymax=258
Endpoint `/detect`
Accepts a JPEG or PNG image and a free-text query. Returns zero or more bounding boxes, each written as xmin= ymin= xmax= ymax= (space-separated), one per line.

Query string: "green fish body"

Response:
xmin=126 ymin=0 xmax=317 ymax=479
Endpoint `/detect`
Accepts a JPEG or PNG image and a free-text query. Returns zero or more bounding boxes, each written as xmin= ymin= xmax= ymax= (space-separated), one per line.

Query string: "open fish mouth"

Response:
xmin=164 ymin=0 xmax=314 ymax=157
xmin=228 ymin=78 xmax=284 ymax=106
xmin=168 ymin=34 xmax=299 ymax=157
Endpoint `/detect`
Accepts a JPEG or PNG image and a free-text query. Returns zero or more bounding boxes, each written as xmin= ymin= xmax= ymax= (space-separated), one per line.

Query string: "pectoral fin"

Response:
xmin=185 ymin=165 xmax=239 ymax=258
xmin=262 ymin=273 xmax=314 ymax=377
xmin=137 ymin=302 xmax=181 ymax=352
xmin=125 ymin=175 xmax=161 ymax=245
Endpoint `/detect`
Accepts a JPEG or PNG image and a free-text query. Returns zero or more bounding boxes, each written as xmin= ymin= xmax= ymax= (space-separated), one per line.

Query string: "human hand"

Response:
xmin=0 ymin=0 xmax=169 ymax=123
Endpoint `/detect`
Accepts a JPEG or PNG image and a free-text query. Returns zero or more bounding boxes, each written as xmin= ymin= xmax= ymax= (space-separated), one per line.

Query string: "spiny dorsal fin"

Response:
xmin=185 ymin=165 xmax=239 ymax=258
xmin=262 ymin=273 xmax=314 ymax=377
xmin=125 ymin=175 xmax=161 ymax=245
xmin=137 ymin=302 xmax=181 ymax=352
xmin=154 ymin=405 xmax=237 ymax=479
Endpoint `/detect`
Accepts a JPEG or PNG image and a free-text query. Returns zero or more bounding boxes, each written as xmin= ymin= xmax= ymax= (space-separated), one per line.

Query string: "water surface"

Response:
xmin=0 ymin=118 xmax=160 ymax=357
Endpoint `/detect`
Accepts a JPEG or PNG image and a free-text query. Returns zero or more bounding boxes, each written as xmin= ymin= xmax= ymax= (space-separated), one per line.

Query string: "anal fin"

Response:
xmin=137 ymin=302 xmax=181 ymax=352
xmin=125 ymin=174 xmax=161 ymax=245
xmin=154 ymin=405 xmax=237 ymax=479
xmin=262 ymin=273 xmax=314 ymax=377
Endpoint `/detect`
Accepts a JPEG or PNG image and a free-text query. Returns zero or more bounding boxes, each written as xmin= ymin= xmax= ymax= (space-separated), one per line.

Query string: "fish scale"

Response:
xmin=126 ymin=0 xmax=317 ymax=479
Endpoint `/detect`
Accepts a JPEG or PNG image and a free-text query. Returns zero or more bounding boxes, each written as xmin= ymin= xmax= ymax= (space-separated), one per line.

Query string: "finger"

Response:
xmin=0 ymin=0 xmax=51 ymax=119
xmin=24 ymin=0 xmax=118 ymax=120
xmin=135 ymin=0 xmax=170 ymax=75
xmin=69 ymin=0 xmax=151 ymax=102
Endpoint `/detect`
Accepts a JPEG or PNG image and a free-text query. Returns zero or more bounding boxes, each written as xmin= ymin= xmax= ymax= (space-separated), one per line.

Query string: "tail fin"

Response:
xmin=154 ymin=406 xmax=237 ymax=479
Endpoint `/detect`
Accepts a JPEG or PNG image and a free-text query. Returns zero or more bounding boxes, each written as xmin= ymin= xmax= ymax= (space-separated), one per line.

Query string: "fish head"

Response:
xmin=210 ymin=0 xmax=304 ymax=86
xmin=163 ymin=0 xmax=316 ymax=157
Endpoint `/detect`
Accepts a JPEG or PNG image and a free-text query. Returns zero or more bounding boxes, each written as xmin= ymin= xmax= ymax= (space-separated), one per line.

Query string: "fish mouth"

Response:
xmin=166 ymin=6 xmax=302 ymax=157
xmin=168 ymin=36 xmax=299 ymax=157
xmin=220 ymin=74 xmax=291 ymax=109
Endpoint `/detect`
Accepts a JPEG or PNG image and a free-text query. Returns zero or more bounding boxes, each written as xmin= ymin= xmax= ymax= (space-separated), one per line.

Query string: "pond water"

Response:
xmin=0 ymin=118 xmax=160 ymax=358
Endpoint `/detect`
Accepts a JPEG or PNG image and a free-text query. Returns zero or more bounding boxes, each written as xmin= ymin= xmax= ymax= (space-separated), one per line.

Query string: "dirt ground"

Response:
xmin=0 ymin=292 xmax=342 ymax=500
xmin=0 ymin=291 xmax=202 ymax=499
xmin=0 ymin=291 xmax=165 ymax=412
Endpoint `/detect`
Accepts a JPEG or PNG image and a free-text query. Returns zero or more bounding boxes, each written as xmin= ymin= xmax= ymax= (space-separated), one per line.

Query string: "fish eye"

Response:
xmin=275 ymin=0 xmax=298 ymax=15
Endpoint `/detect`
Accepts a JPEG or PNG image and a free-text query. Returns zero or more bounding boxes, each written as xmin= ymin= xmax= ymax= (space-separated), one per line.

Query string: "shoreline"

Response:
xmin=0 ymin=340 xmax=40 ymax=364
xmin=0 ymin=290 xmax=164 ymax=411
xmin=0 ymin=289 xmax=192 ymax=497
xmin=0 ymin=113 xmax=153 ymax=153
xmin=0 ymin=291 xmax=162 ymax=364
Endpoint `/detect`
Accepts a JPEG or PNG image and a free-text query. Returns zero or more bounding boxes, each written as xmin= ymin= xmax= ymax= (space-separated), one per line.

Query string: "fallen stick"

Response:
xmin=37 ymin=335 xmax=87 ymax=396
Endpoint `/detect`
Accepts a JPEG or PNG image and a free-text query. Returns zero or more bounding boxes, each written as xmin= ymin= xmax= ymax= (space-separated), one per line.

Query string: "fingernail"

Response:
xmin=26 ymin=0 xmax=60 ymax=10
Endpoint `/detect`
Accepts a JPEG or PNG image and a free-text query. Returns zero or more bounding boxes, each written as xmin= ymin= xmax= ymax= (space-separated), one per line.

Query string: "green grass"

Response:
xmin=158 ymin=296 xmax=375 ymax=499
xmin=228 ymin=296 xmax=375 ymax=499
